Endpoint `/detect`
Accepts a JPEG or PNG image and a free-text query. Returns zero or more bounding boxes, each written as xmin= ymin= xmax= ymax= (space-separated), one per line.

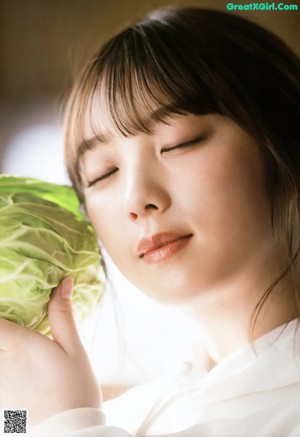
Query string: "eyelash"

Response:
xmin=161 ymin=135 xmax=205 ymax=154
xmin=87 ymin=168 xmax=118 ymax=188
xmin=86 ymin=135 xmax=206 ymax=188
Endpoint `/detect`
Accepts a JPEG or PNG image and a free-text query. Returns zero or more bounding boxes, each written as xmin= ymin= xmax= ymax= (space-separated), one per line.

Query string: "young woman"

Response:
xmin=0 ymin=6 xmax=300 ymax=436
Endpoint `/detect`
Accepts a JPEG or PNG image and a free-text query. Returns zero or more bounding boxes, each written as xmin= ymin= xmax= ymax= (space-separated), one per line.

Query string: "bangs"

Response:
xmin=75 ymin=22 xmax=229 ymax=147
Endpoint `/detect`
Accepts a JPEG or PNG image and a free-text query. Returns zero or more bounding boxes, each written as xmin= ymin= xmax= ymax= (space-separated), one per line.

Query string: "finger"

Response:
xmin=48 ymin=277 xmax=82 ymax=353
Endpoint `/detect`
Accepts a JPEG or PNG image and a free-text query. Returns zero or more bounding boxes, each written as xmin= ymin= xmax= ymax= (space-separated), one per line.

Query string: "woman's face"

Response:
xmin=80 ymin=113 xmax=274 ymax=303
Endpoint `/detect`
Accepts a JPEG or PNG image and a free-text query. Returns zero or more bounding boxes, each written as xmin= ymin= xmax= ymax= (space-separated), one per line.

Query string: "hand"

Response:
xmin=0 ymin=278 xmax=102 ymax=426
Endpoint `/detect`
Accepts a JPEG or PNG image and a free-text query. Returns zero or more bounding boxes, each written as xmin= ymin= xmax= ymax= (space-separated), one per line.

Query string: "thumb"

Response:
xmin=48 ymin=277 xmax=82 ymax=352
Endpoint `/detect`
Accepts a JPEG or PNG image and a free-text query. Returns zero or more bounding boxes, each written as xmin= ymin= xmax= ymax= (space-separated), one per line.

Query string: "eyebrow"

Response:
xmin=78 ymin=135 xmax=111 ymax=158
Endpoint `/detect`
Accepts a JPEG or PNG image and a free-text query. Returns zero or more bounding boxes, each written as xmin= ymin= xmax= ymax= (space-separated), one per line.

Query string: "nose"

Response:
xmin=124 ymin=167 xmax=171 ymax=223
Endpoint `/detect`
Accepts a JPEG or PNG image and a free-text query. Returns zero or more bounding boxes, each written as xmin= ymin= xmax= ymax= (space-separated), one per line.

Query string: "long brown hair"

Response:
xmin=64 ymin=7 xmax=300 ymax=331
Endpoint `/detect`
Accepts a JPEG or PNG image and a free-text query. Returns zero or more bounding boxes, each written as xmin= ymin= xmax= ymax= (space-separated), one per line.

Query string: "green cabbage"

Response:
xmin=0 ymin=175 xmax=104 ymax=336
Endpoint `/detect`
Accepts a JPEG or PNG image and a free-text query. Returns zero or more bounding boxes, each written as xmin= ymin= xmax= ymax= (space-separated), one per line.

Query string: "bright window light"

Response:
xmin=2 ymin=124 xmax=69 ymax=184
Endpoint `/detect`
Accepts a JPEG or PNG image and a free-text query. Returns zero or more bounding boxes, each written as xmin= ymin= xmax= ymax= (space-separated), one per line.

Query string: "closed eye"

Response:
xmin=86 ymin=168 xmax=118 ymax=188
xmin=161 ymin=134 xmax=206 ymax=154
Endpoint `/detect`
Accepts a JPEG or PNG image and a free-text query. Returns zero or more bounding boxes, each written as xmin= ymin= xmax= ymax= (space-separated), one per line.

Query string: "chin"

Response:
xmin=139 ymin=277 xmax=203 ymax=305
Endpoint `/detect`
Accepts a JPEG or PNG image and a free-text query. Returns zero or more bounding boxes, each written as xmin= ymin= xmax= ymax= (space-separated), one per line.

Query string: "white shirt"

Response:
xmin=31 ymin=320 xmax=300 ymax=436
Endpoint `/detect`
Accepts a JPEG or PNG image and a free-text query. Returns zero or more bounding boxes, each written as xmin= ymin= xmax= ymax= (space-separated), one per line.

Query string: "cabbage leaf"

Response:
xmin=0 ymin=175 xmax=104 ymax=336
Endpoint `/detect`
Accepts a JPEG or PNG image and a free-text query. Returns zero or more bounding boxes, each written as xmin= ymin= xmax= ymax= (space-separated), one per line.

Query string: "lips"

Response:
xmin=137 ymin=232 xmax=192 ymax=263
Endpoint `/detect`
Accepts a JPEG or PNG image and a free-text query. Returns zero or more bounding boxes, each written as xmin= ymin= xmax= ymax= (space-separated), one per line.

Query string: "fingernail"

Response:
xmin=60 ymin=278 xmax=74 ymax=300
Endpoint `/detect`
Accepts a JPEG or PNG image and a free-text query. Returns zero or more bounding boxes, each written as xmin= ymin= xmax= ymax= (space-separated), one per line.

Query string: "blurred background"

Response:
xmin=0 ymin=0 xmax=299 ymax=396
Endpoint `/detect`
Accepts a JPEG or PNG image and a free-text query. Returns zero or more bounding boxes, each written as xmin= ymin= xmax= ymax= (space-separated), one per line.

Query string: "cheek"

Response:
xmin=178 ymin=144 xmax=270 ymax=237
xmin=85 ymin=198 xmax=117 ymax=245
xmin=85 ymin=197 xmax=133 ymax=265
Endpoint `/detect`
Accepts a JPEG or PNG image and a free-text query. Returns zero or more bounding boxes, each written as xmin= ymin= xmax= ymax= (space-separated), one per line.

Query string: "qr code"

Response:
xmin=2 ymin=410 xmax=28 ymax=434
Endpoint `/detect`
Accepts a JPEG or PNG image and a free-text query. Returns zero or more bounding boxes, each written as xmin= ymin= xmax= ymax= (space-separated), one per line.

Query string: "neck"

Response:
xmin=184 ymin=254 xmax=297 ymax=369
